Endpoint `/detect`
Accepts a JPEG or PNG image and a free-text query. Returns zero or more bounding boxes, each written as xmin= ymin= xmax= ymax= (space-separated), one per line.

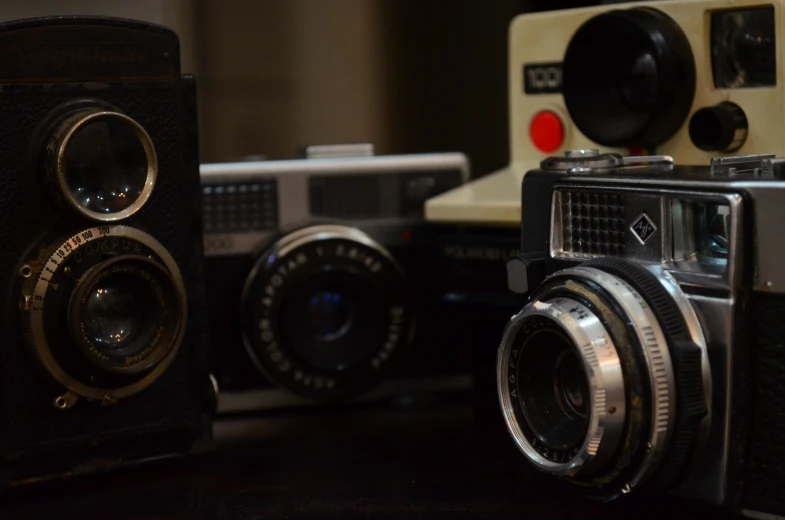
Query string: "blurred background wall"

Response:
xmin=0 ymin=0 xmax=600 ymax=178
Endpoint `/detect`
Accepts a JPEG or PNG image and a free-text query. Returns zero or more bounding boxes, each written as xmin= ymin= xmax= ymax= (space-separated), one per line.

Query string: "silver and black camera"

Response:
xmin=202 ymin=145 xmax=519 ymax=412
xmin=497 ymin=150 xmax=785 ymax=516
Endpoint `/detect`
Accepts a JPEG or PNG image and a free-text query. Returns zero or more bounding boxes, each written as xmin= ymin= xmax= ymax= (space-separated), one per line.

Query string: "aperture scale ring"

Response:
xmin=559 ymin=266 xmax=676 ymax=492
xmin=24 ymin=225 xmax=187 ymax=402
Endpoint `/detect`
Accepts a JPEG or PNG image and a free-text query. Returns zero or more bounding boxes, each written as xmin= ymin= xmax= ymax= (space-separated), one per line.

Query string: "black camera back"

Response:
xmin=0 ymin=17 xmax=210 ymax=485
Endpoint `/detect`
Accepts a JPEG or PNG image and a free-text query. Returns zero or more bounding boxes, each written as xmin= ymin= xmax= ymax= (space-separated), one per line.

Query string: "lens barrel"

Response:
xmin=46 ymin=107 xmax=157 ymax=221
xmin=24 ymin=226 xmax=187 ymax=400
xmin=241 ymin=225 xmax=415 ymax=402
xmin=562 ymin=7 xmax=696 ymax=147
xmin=498 ymin=260 xmax=710 ymax=498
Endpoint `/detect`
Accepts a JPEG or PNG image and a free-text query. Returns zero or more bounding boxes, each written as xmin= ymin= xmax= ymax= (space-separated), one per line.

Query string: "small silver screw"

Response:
xmin=19 ymin=265 xmax=32 ymax=278
xmin=54 ymin=396 xmax=69 ymax=409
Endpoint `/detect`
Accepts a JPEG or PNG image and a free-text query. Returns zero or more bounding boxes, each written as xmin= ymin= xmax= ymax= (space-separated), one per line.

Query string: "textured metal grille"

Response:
xmin=202 ymin=180 xmax=278 ymax=232
xmin=561 ymin=191 xmax=625 ymax=255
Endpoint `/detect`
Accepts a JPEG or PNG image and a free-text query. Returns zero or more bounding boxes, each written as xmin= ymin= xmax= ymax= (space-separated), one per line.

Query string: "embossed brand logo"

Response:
xmin=630 ymin=213 xmax=657 ymax=244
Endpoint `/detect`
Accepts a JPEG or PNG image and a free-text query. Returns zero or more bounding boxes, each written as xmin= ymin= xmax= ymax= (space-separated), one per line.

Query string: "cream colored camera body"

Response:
xmin=426 ymin=0 xmax=783 ymax=225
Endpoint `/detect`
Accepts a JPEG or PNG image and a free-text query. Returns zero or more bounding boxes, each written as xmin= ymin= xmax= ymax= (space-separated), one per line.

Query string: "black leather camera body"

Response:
xmin=202 ymin=146 xmax=523 ymax=411
xmin=0 ymin=16 xmax=211 ymax=486
xmin=498 ymin=150 xmax=785 ymax=517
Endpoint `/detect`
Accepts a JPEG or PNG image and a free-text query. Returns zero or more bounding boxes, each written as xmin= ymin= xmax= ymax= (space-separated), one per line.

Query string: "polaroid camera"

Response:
xmin=426 ymin=0 xmax=782 ymax=226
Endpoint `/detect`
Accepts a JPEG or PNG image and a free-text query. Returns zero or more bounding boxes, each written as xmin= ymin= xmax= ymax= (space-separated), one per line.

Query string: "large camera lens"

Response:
xmin=242 ymin=225 xmax=415 ymax=402
xmin=281 ymin=270 xmax=383 ymax=372
xmin=498 ymin=259 xmax=711 ymax=498
xmin=562 ymin=8 xmax=695 ymax=147
xmin=518 ymin=329 xmax=590 ymax=449
xmin=83 ymin=276 xmax=149 ymax=349
xmin=23 ymin=226 xmax=187 ymax=400
xmin=53 ymin=110 xmax=157 ymax=221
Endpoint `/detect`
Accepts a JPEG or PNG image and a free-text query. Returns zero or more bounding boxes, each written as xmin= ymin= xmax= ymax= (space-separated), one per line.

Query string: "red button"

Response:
xmin=530 ymin=110 xmax=564 ymax=153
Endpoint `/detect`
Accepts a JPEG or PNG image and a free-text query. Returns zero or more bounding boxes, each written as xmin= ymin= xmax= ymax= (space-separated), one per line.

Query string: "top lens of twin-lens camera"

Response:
xmin=562 ymin=8 xmax=696 ymax=147
xmin=241 ymin=225 xmax=415 ymax=402
xmin=52 ymin=110 xmax=157 ymax=221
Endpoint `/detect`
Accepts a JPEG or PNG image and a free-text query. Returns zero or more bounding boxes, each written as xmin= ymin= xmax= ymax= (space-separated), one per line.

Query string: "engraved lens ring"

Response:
xmin=498 ymin=260 xmax=710 ymax=498
xmin=240 ymin=224 xmax=415 ymax=403
xmin=52 ymin=110 xmax=157 ymax=221
xmin=498 ymin=295 xmax=627 ymax=476
xmin=23 ymin=225 xmax=187 ymax=403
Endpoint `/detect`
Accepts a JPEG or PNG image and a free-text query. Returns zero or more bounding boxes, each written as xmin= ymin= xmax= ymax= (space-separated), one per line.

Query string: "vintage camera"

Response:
xmin=203 ymin=145 xmax=521 ymax=411
xmin=427 ymin=0 xmax=781 ymax=227
xmin=2 ymin=17 xmax=211 ymax=485
xmin=497 ymin=150 xmax=785 ymax=516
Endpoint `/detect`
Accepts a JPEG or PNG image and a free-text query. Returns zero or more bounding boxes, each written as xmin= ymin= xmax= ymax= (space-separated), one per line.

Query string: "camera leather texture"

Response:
xmin=742 ymin=293 xmax=785 ymax=515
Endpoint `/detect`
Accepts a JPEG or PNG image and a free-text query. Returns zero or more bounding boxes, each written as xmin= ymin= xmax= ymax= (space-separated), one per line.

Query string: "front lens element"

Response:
xmin=305 ymin=290 xmax=354 ymax=342
xmin=518 ymin=329 xmax=590 ymax=449
xmin=83 ymin=276 xmax=150 ymax=350
xmin=68 ymin=254 xmax=181 ymax=374
xmin=57 ymin=111 xmax=157 ymax=221
xmin=281 ymin=269 xmax=382 ymax=372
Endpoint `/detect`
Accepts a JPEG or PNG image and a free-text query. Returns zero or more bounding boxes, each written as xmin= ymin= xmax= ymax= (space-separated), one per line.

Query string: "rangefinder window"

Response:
xmin=671 ymin=198 xmax=730 ymax=270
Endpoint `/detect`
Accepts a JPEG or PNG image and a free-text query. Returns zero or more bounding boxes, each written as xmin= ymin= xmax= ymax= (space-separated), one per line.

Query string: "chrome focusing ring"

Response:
xmin=557 ymin=266 xmax=677 ymax=491
xmin=498 ymin=296 xmax=625 ymax=476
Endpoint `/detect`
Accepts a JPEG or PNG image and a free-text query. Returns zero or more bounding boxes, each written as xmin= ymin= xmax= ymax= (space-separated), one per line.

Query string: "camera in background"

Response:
xmin=426 ymin=0 xmax=782 ymax=227
xmin=202 ymin=144 xmax=523 ymax=413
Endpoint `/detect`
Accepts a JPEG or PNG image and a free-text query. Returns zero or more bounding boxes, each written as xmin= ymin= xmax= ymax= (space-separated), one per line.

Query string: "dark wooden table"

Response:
xmin=0 ymin=392 xmax=741 ymax=519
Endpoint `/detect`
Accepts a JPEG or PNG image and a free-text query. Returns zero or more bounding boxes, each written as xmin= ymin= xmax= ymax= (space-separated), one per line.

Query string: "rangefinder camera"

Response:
xmin=203 ymin=145 xmax=520 ymax=412
xmin=427 ymin=0 xmax=782 ymax=227
xmin=498 ymin=150 xmax=785 ymax=517
xmin=3 ymin=17 xmax=212 ymax=485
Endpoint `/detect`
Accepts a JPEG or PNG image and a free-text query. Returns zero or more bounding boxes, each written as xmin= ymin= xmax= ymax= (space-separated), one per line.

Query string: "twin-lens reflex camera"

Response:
xmin=1 ymin=16 xmax=212 ymax=486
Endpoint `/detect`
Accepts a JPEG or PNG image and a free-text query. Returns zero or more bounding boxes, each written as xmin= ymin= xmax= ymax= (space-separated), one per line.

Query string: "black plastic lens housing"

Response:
xmin=562 ymin=7 xmax=696 ymax=147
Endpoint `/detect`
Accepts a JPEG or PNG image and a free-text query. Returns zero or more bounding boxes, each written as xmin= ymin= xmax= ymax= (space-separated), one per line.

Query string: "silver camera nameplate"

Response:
xmin=550 ymin=185 xmax=743 ymax=293
xmin=200 ymin=153 xmax=470 ymax=257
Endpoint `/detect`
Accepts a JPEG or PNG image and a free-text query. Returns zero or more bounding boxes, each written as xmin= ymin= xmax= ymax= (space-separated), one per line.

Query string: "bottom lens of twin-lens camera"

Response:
xmin=242 ymin=225 xmax=415 ymax=402
xmin=68 ymin=255 xmax=179 ymax=374
xmin=25 ymin=226 xmax=187 ymax=400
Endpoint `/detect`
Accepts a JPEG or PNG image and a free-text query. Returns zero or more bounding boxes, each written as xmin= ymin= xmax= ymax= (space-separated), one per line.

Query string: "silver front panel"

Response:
xmin=200 ymin=152 xmax=470 ymax=257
